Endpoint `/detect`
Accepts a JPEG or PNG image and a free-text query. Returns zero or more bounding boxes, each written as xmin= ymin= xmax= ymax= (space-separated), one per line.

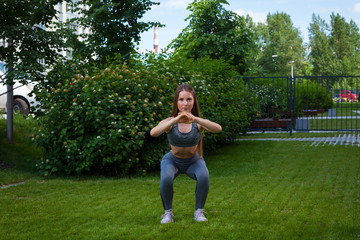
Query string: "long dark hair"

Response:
xmin=170 ymin=84 xmax=203 ymax=157
xmin=170 ymin=84 xmax=200 ymax=117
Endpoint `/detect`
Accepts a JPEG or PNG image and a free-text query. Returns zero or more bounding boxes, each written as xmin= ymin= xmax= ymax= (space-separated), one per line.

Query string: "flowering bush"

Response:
xmin=145 ymin=54 xmax=257 ymax=150
xmin=31 ymin=54 xmax=255 ymax=176
xmin=251 ymin=83 xmax=287 ymax=118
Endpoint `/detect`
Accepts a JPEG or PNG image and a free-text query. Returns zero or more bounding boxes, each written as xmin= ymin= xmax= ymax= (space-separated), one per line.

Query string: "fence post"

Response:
xmin=289 ymin=76 xmax=293 ymax=136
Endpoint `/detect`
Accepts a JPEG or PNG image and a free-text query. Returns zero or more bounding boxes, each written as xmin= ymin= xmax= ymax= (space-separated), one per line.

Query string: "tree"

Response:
xmin=308 ymin=13 xmax=360 ymax=87
xmin=0 ymin=0 xmax=64 ymax=142
xmin=66 ymin=0 xmax=160 ymax=64
xmin=0 ymin=0 xmax=64 ymax=84
xmin=169 ymin=0 xmax=257 ymax=75
xmin=255 ymin=12 xmax=307 ymax=76
xmin=329 ymin=13 xmax=360 ymax=76
xmin=308 ymin=14 xmax=337 ymax=79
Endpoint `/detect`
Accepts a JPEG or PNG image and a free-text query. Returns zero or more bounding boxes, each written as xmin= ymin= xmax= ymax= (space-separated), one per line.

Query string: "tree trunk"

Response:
xmin=6 ymin=84 xmax=13 ymax=143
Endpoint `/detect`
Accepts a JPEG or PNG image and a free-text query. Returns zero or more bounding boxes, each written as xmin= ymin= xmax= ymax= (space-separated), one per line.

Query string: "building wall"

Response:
xmin=56 ymin=1 xmax=90 ymax=59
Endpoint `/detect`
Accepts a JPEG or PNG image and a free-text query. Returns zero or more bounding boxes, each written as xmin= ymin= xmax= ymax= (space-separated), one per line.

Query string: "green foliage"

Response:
xmin=295 ymin=80 xmax=333 ymax=113
xmin=0 ymin=0 xmax=63 ymax=84
xmin=254 ymin=12 xmax=307 ymax=76
xmin=0 ymin=113 xmax=40 ymax=185
xmin=309 ymin=13 xmax=360 ymax=83
xmin=31 ymin=54 xmax=255 ymax=176
xmin=250 ymin=79 xmax=288 ymax=118
xmin=145 ymin=53 xmax=257 ymax=150
xmin=65 ymin=0 xmax=161 ymax=65
xmin=169 ymin=0 xmax=257 ymax=75
xmin=31 ymin=60 xmax=174 ymax=176
xmin=308 ymin=14 xmax=336 ymax=79
xmin=248 ymin=77 xmax=332 ymax=118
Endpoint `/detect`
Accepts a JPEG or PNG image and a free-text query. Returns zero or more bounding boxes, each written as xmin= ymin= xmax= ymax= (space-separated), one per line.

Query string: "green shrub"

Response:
xmin=144 ymin=54 xmax=257 ymax=150
xmin=31 ymin=54 xmax=255 ymax=176
xmin=246 ymin=77 xmax=288 ymax=118
xmin=246 ymin=77 xmax=333 ymax=118
xmin=251 ymin=83 xmax=287 ymax=118
xmin=295 ymin=80 xmax=333 ymax=114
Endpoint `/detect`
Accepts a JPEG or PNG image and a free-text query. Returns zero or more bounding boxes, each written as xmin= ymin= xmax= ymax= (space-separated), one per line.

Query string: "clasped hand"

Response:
xmin=175 ymin=112 xmax=197 ymax=124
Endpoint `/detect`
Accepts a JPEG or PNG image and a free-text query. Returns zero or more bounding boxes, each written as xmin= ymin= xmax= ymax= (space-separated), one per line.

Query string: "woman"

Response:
xmin=150 ymin=84 xmax=222 ymax=224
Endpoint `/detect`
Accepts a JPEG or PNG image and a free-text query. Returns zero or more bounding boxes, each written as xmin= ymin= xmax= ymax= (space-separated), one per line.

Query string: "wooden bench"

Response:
xmin=302 ymin=109 xmax=325 ymax=116
xmin=249 ymin=118 xmax=292 ymax=129
xmin=268 ymin=109 xmax=295 ymax=117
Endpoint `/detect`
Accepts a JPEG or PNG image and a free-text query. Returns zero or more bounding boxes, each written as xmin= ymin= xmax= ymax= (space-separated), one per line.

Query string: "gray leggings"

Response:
xmin=160 ymin=151 xmax=210 ymax=210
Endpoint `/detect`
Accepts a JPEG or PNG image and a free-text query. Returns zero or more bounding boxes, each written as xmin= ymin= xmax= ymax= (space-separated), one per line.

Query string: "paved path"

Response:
xmin=300 ymin=116 xmax=360 ymax=119
xmin=237 ymin=133 xmax=360 ymax=147
xmin=1 ymin=181 xmax=25 ymax=189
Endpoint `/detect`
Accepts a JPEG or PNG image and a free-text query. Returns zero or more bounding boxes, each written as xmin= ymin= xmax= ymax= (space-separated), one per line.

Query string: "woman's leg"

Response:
xmin=160 ymin=153 xmax=178 ymax=210
xmin=185 ymin=158 xmax=210 ymax=210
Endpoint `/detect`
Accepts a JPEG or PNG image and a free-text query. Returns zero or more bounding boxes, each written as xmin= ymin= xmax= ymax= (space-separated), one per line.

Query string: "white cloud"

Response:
xmin=163 ymin=0 xmax=192 ymax=9
xmin=313 ymin=7 xmax=341 ymax=14
xmin=354 ymin=2 xmax=360 ymax=13
xmin=234 ymin=8 xmax=267 ymax=24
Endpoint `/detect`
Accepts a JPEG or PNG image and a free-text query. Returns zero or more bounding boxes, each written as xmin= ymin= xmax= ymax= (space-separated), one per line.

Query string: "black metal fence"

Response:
xmin=243 ymin=76 xmax=360 ymax=133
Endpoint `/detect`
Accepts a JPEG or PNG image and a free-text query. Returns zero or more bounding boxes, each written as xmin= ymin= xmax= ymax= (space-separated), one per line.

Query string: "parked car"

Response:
xmin=333 ymin=94 xmax=347 ymax=102
xmin=0 ymin=63 xmax=39 ymax=115
xmin=339 ymin=90 xmax=358 ymax=102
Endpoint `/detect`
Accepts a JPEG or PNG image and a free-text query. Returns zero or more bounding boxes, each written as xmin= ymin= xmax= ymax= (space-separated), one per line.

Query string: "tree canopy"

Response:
xmin=255 ymin=12 xmax=307 ymax=76
xmin=0 ymin=0 xmax=64 ymax=84
xmin=308 ymin=13 xmax=360 ymax=87
xmin=66 ymin=0 xmax=161 ymax=64
xmin=169 ymin=0 xmax=257 ymax=75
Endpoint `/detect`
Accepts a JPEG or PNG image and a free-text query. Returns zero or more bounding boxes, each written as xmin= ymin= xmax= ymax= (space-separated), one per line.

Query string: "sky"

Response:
xmin=138 ymin=0 xmax=360 ymax=51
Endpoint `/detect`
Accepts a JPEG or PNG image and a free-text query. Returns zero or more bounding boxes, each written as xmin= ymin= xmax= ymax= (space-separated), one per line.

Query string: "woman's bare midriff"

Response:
xmin=170 ymin=145 xmax=198 ymax=159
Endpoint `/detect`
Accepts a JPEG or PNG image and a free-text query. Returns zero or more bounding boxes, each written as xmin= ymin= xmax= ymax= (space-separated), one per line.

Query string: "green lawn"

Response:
xmin=1 ymin=118 xmax=360 ymax=240
xmin=305 ymin=102 xmax=360 ymax=130
xmin=331 ymin=102 xmax=360 ymax=117
xmin=309 ymin=118 xmax=360 ymax=130
xmin=0 ymin=114 xmax=40 ymax=185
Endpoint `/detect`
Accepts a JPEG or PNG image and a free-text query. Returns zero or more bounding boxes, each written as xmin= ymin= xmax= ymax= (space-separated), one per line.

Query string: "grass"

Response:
xmin=309 ymin=118 xmax=360 ymax=130
xmin=304 ymin=102 xmax=360 ymax=130
xmin=0 ymin=113 xmax=40 ymax=185
xmin=331 ymin=102 xmax=360 ymax=117
xmin=1 ymin=118 xmax=360 ymax=239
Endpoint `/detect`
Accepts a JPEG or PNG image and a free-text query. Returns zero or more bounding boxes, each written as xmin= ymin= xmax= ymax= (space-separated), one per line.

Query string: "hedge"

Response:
xmin=30 ymin=54 xmax=256 ymax=176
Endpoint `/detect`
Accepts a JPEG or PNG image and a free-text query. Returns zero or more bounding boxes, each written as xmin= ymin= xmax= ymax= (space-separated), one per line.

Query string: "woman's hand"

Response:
xmin=151 ymin=112 xmax=222 ymax=137
xmin=176 ymin=112 xmax=196 ymax=123
xmin=178 ymin=112 xmax=222 ymax=134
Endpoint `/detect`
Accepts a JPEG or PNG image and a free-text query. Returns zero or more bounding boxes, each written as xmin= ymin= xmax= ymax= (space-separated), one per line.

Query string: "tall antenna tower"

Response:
xmin=154 ymin=26 xmax=159 ymax=53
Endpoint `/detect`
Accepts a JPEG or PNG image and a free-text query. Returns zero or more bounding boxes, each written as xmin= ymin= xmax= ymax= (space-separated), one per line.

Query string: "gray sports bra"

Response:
xmin=167 ymin=123 xmax=201 ymax=147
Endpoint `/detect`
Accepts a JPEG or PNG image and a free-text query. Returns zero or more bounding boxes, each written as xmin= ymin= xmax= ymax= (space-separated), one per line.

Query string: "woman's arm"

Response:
xmin=150 ymin=117 xmax=175 ymax=137
xmin=195 ymin=117 xmax=222 ymax=133
xmin=151 ymin=114 xmax=198 ymax=137
xmin=177 ymin=112 xmax=222 ymax=133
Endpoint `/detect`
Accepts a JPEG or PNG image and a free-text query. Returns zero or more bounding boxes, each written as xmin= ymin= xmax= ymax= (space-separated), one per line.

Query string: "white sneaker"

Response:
xmin=160 ymin=210 xmax=174 ymax=224
xmin=194 ymin=209 xmax=208 ymax=222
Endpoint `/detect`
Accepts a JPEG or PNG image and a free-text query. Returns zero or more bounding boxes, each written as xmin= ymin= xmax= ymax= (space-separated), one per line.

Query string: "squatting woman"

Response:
xmin=150 ymin=84 xmax=222 ymax=224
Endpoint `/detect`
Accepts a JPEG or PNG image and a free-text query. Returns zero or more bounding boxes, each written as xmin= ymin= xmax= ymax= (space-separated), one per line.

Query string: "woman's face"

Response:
xmin=177 ymin=90 xmax=194 ymax=113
